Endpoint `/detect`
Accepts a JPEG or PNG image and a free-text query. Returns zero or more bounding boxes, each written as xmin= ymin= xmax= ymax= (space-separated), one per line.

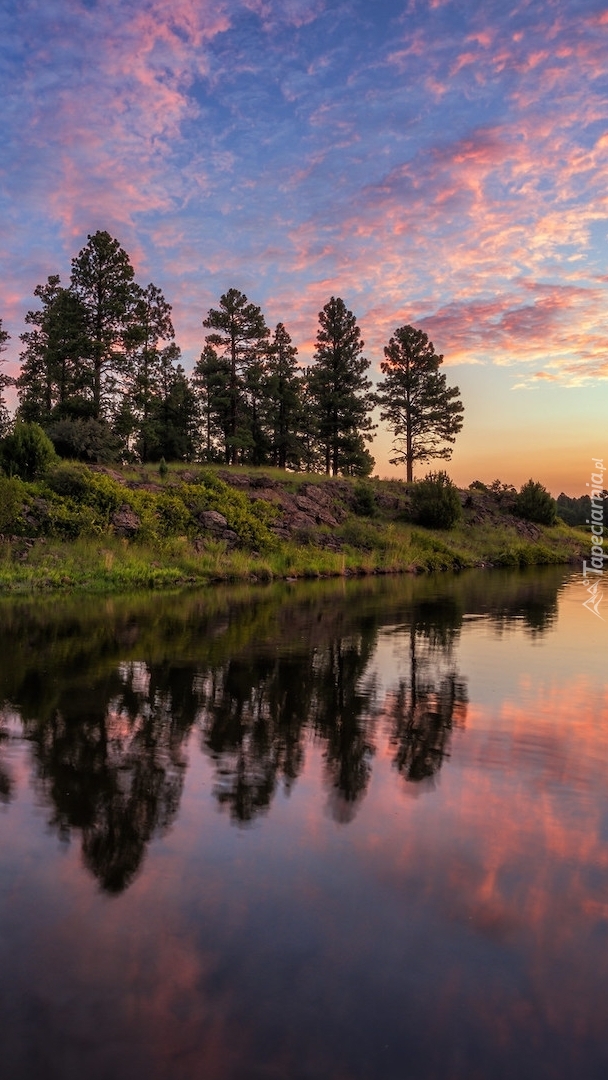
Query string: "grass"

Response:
xmin=0 ymin=463 xmax=589 ymax=593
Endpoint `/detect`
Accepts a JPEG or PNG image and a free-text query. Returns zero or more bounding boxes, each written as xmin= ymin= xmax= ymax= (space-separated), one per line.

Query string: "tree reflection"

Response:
xmin=0 ymin=568 xmax=567 ymax=890
xmin=311 ymin=625 xmax=379 ymax=823
xmin=385 ymin=599 xmax=467 ymax=788
xmin=26 ymin=662 xmax=190 ymax=893
xmin=0 ymin=718 xmax=13 ymax=805
xmin=197 ymin=653 xmax=314 ymax=823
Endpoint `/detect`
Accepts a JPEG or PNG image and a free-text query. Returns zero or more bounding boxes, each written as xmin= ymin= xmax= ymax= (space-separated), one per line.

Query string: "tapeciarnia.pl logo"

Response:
xmin=582 ymin=457 xmax=605 ymax=620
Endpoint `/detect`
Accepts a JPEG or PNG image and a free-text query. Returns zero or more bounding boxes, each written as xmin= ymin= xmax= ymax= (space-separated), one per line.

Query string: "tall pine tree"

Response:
xmin=202 ymin=289 xmax=269 ymax=464
xmin=70 ymin=231 xmax=137 ymax=419
xmin=376 ymin=325 xmax=464 ymax=482
xmin=0 ymin=317 xmax=11 ymax=436
xmin=265 ymin=323 xmax=304 ymax=469
xmin=122 ymin=282 xmax=175 ymax=461
xmin=191 ymin=345 xmax=231 ymax=462
xmin=17 ymin=276 xmax=89 ymax=423
xmin=307 ymin=297 xmax=375 ymax=476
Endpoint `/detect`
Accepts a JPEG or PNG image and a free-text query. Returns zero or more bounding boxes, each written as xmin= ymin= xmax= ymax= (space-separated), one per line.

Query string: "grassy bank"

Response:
xmin=0 ymin=463 xmax=587 ymax=593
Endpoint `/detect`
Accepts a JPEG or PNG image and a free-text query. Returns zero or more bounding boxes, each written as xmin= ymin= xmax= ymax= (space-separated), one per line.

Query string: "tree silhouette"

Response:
xmin=0 ymin=316 xmax=12 ymax=436
xmin=376 ymin=325 xmax=464 ymax=482
xmin=70 ymin=231 xmax=137 ymax=419
xmin=202 ymin=289 xmax=269 ymax=464
xmin=307 ymin=297 xmax=376 ymax=476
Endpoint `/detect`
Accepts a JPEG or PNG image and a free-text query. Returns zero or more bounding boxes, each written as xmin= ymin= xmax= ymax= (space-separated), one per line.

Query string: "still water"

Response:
xmin=0 ymin=568 xmax=607 ymax=1080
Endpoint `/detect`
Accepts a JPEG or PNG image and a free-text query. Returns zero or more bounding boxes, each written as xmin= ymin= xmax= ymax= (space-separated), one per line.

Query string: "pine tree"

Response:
xmin=122 ymin=283 xmax=175 ymax=461
xmin=17 ymin=277 xmax=89 ymax=423
xmin=202 ymin=288 xmax=269 ymax=464
xmin=376 ymin=325 xmax=464 ymax=482
xmin=191 ymin=345 xmax=231 ymax=462
xmin=70 ymin=231 xmax=137 ymax=419
xmin=265 ymin=323 xmax=304 ymax=469
xmin=0 ymin=317 xmax=11 ymax=436
xmin=307 ymin=297 xmax=375 ymax=476
xmin=147 ymin=347 xmax=196 ymax=461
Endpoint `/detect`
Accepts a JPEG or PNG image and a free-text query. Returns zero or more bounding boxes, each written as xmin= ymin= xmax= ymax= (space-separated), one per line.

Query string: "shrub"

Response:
xmin=0 ymin=476 xmax=27 ymax=532
xmin=0 ymin=422 xmax=57 ymax=480
xmin=515 ymin=479 xmax=557 ymax=526
xmin=45 ymin=462 xmax=89 ymax=498
xmin=352 ymin=482 xmax=376 ymax=517
xmin=411 ymin=471 xmax=462 ymax=529
xmin=45 ymin=416 xmax=120 ymax=462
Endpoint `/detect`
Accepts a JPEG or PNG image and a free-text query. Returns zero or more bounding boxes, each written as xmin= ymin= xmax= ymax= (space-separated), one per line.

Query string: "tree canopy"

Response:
xmin=4 ymin=232 xmax=467 ymax=475
xmin=376 ymin=325 xmax=464 ymax=482
xmin=0 ymin=317 xmax=11 ymax=437
xmin=307 ymin=297 xmax=376 ymax=476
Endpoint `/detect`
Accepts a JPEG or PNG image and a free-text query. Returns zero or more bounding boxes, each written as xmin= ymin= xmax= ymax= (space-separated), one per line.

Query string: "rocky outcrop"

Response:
xmin=195 ymin=509 xmax=239 ymax=547
xmin=111 ymin=505 xmax=141 ymax=536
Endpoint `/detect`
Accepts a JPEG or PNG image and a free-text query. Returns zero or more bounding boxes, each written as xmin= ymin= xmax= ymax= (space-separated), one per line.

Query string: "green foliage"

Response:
xmin=202 ymin=288 xmax=270 ymax=465
xmin=46 ymin=415 xmax=121 ymax=462
xmin=307 ymin=296 xmax=376 ymax=476
xmin=154 ymin=493 xmax=192 ymax=536
xmin=352 ymin=482 xmax=376 ymax=516
xmin=339 ymin=519 xmax=388 ymax=551
xmin=181 ymin=472 xmax=278 ymax=550
xmin=45 ymin=462 xmax=89 ymax=498
xmin=158 ymin=456 xmax=168 ymax=479
xmin=410 ymin=471 xmax=462 ymax=529
xmin=556 ymin=491 xmax=600 ymax=527
xmin=70 ymin=230 xmax=136 ymax=418
xmin=515 ymin=479 xmax=557 ymax=525
xmin=0 ymin=476 xmax=26 ymax=532
xmin=0 ymin=421 xmax=57 ymax=480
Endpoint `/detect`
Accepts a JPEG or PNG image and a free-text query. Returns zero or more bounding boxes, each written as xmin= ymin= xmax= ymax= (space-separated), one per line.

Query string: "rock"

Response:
xmin=111 ymin=505 xmax=141 ymax=536
xmin=199 ymin=510 xmax=228 ymax=530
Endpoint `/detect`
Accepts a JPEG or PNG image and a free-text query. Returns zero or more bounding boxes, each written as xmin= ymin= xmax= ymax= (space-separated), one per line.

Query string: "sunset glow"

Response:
xmin=1 ymin=0 xmax=606 ymax=490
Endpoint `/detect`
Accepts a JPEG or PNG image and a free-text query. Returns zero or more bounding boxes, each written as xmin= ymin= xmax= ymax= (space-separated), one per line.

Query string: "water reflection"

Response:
xmin=3 ymin=567 xmax=608 ymax=1080
xmin=0 ymin=567 xmax=567 ymax=893
xmin=386 ymin=599 xmax=468 ymax=786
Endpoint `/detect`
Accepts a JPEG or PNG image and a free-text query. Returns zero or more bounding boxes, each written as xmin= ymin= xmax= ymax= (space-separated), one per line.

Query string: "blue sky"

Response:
xmin=1 ymin=0 xmax=607 ymax=490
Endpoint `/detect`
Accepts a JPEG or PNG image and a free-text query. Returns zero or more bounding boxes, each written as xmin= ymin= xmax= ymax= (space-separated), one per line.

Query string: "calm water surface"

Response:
xmin=1 ymin=568 xmax=607 ymax=1080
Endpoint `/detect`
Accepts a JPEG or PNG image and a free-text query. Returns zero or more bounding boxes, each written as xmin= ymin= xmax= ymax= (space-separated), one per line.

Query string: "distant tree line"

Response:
xmin=0 ymin=230 xmax=464 ymax=478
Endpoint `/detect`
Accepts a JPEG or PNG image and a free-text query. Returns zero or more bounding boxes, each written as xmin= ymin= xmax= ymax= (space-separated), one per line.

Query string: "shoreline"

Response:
xmin=0 ymin=464 xmax=587 ymax=594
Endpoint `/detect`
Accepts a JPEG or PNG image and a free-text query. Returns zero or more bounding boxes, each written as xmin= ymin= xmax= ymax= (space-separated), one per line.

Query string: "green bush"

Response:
xmin=515 ymin=480 xmax=557 ymax=526
xmin=45 ymin=462 xmax=89 ymax=498
xmin=352 ymin=482 xmax=376 ymax=517
xmin=181 ymin=476 xmax=277 ymax=550
xmin=0 ymin=476 xmax=27 ymax=532
xmin=45 ymin=416 xmax=121 ymax=463
xmin=411 ymin=471 xmax=462 ymax=529
xmin=154 ymin=493 xmax=192 ymax=536
xmin=1 ymin=422 xmax=57 ymax=480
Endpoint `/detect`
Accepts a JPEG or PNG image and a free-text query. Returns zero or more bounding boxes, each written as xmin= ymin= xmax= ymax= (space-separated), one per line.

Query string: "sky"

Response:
xmin=1 ymin=0 xmax=607 ymax=494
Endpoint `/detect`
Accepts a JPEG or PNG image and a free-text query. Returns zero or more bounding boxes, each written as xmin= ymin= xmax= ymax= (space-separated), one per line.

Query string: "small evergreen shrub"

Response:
xmin=515 ymin=480 xmax=557 ymax=526
xmin=0 ymin=422 xmax=57 ymax=480
xmin=411 ymin=471 xmax=462 ymax=529
xmin=352 ymin=482 xmax=376 ymax=517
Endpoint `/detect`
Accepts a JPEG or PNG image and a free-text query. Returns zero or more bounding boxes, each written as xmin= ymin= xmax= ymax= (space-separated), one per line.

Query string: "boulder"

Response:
xmin=199 ymin=510 xmax=228 ymax=530
xmin=111 ymin=505 xmax=141 ymax=536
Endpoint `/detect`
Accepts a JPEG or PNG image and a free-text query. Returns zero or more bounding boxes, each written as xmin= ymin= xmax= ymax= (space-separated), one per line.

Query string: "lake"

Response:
xmin=1 ymin=568 xmax=607 ymax=1080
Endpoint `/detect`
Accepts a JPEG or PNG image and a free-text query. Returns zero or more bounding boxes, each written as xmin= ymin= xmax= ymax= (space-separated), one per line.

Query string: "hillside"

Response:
xmin=0 ymin=463 xmax=587 ymax=593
